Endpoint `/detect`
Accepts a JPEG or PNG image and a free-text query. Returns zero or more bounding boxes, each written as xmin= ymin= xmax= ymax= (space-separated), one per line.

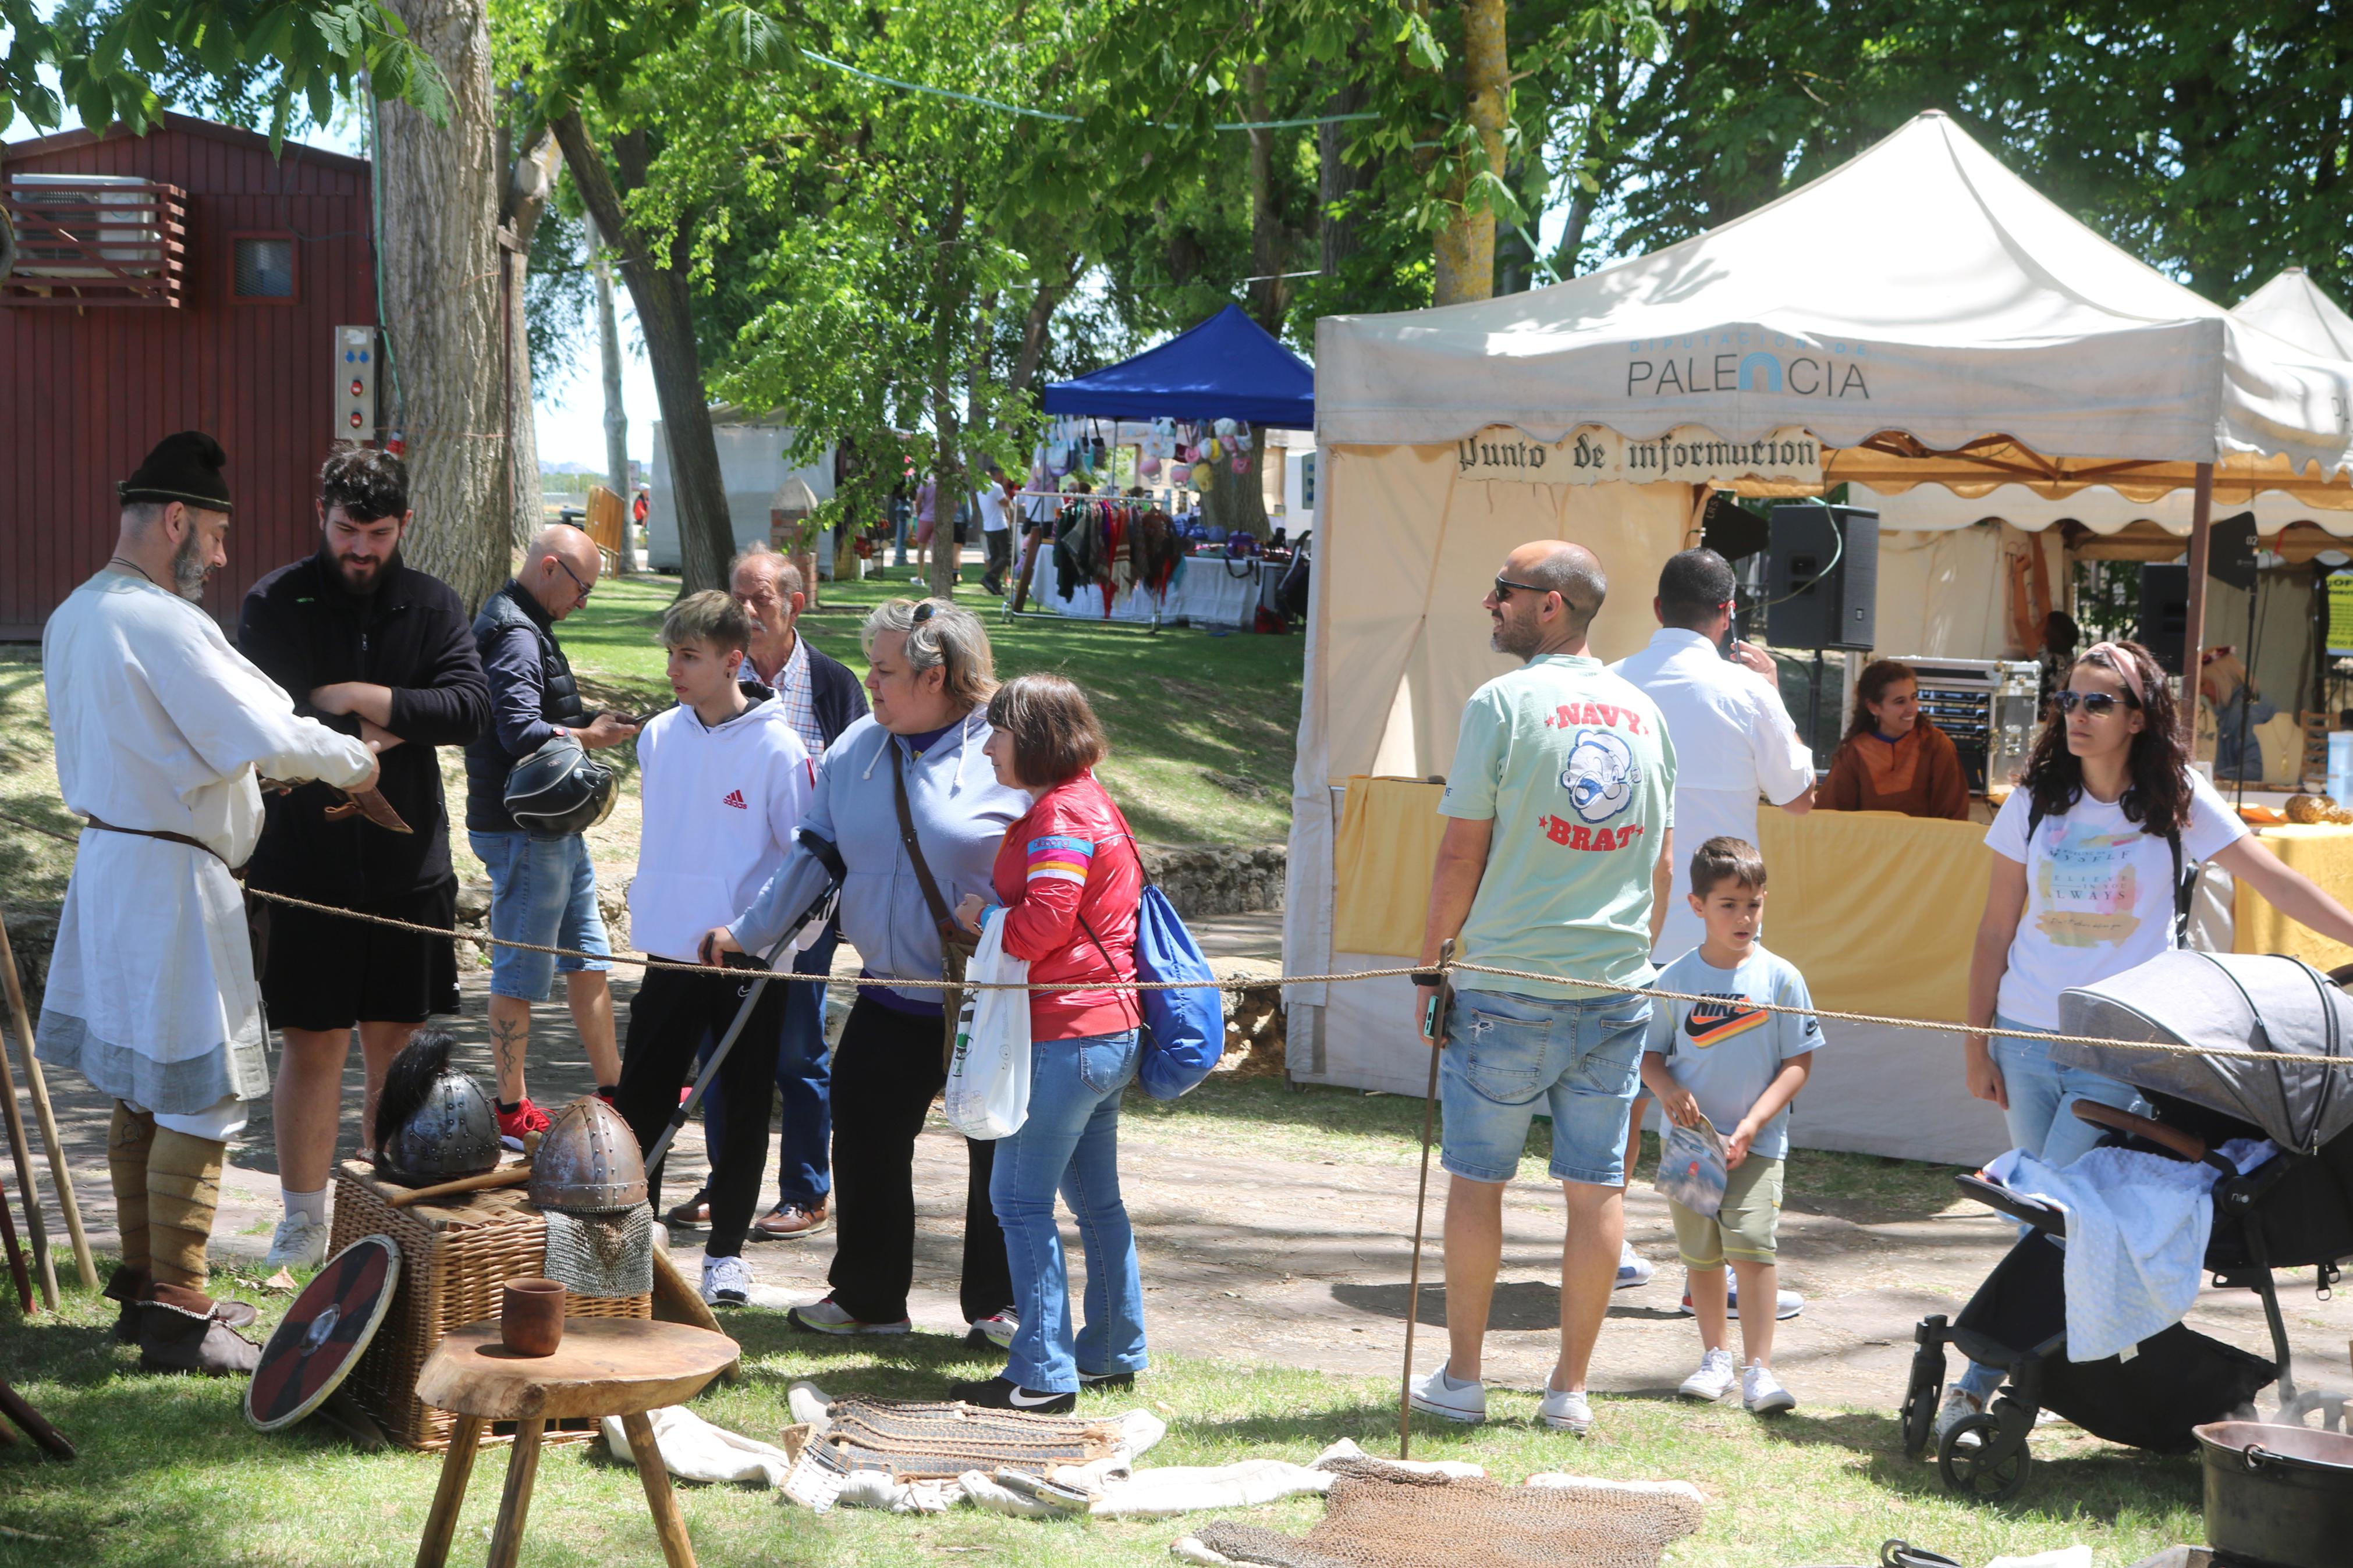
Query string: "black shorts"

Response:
xmin=260 ymin=881 xmax=463 ymax=1032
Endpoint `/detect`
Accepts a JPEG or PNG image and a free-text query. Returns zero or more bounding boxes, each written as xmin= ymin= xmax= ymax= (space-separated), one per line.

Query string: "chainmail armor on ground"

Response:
xmin=539 ymin=1203 xmax=654 ymax=1298
xmin=1193 ymin=1469 xmax=1704 ymax=1568
xmin=810 ymin=1397 xmax=1122 ymax=1480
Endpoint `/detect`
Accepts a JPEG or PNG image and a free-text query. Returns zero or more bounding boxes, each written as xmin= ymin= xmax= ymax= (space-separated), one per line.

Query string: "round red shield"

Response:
xmin=244 ymin=1234 xmax=400 ymax=1432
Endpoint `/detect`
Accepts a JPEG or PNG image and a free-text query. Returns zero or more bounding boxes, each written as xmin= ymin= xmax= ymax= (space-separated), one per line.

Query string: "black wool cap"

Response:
xmin=118 ymin=430 xmax=234 ymax=514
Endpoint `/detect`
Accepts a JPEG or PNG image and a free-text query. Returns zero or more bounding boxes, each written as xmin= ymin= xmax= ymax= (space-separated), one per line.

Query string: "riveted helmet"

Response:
xmin=503 ymin=733 xmax=618 ymax=839
xmin=371 ymin=1030 xmax=501 ymax=1188
xmin=528 ymin=1096 xmax=647 ymax=1213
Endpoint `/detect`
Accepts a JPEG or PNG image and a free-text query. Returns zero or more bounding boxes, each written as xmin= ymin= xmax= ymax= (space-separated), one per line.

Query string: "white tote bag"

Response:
xmin=945 ymin=909 xmax=1031 ymax=1140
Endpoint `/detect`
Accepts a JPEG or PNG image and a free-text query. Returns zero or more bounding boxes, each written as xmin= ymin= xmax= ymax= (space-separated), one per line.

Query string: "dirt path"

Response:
xmin=24 ymin=914 xmax=2353 ymax=1416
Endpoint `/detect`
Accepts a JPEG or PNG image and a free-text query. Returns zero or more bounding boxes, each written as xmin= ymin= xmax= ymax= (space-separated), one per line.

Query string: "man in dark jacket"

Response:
xmin=662 ymin=545 xmax=868 ymax=1241
xmin=464 ymin=527 xmax=638 ymax=1145
xmin=239 ymin=445 xmax=489 ymax=1269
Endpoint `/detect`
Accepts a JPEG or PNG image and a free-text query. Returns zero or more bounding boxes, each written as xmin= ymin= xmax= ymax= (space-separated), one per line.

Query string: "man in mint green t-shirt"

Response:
xmin=1407 ymin=539 xmax=1676 ymax=1441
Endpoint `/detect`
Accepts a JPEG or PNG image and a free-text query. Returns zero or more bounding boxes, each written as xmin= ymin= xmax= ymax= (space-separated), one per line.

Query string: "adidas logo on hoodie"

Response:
xmin=721 ymin=789 xmax=747 ymax=809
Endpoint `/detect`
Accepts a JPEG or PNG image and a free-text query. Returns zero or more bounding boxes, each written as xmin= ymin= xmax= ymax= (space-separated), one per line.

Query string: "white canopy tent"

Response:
xmin=2237 ymin=268 xmax=2353 ymax=363
xmin=1284 ymin=112 xmax=2353 ymax=1157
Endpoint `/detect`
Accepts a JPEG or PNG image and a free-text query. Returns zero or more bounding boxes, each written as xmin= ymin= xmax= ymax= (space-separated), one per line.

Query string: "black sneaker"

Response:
xmin=949 ymin=1375 xmax=1076 ymax=1414
xmin=1078 ymin=1370 xmax=1137 ymax=1392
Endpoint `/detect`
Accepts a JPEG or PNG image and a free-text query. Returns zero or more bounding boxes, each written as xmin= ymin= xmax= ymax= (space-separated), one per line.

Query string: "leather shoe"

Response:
xmin=753 ymin=1201 xmax=828 ymax=1240
xmin=136 ymin=1282 xmax=262 ymax=1377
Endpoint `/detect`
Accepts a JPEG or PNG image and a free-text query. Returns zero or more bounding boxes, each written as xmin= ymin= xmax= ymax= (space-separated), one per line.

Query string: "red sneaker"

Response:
xmin=496 ymin=1097 xmax=551 ymax=1150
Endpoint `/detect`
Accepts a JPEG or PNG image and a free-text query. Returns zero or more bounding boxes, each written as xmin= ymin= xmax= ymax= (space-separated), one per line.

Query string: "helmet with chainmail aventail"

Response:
xmin=527 ymin=1096 xmax=647 ymax=1213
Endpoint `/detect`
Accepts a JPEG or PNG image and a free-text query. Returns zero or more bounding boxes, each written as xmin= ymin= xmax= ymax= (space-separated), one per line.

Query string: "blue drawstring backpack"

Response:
xmin=1081 ymin=808 xmax=1224 ymax=1100
xmin=1130 ymin=884 xmax=1223 ymax=1099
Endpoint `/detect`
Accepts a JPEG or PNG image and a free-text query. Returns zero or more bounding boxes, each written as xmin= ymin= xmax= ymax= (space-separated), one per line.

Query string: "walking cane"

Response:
xmin=1399 ymin=938 xmax=1454 ymax=1462
xmin=0 ymin=913 xmax=92 ymax=1290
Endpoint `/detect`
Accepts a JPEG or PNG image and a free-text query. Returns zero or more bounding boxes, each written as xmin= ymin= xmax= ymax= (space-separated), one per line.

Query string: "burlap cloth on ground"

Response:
xmin=1194 ymin=1464 xmax=1703 ymax=1568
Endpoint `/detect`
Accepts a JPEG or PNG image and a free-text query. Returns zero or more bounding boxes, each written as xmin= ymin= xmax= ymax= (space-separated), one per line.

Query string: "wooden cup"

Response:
xmin=501 ymin=1278 xmax=566 ymax=1357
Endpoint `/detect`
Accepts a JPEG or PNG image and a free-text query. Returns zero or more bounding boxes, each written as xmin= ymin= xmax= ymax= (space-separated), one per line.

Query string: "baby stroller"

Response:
xmin=1898 ymin=951 xmax=2353 ymax=1501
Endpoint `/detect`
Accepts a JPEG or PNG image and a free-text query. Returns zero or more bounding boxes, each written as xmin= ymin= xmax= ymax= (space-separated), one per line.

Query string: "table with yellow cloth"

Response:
xmin=2235 ymin=824 xmax=2353 ymax=970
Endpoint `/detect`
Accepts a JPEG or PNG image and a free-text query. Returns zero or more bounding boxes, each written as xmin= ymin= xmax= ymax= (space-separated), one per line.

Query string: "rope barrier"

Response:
xmin=10 ymin=806 xmax=2352 ymax=1068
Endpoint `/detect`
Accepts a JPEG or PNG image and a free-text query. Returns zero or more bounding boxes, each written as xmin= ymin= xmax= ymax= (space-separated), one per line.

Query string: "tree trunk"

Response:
xmin=1200 ymin=425 xmax=1270 ymax=542
xmin=551 ymin=113 xmax=733 ymax=595
xmin=1432 ymin=0 xmax=1509 ymax=307
xmin=374 ymin=0 xmax=507 ymax=612
xmin=500 ymin=129 xmax=562 ymax=552
xmin=585 ymin=211 xmax=631 ymax=514
xmin=925 ymin=189 xmax=970 ymax=602
xmin=1318 ymin=69 xmax=1371 ymax=276
xmin=1245 ymin=64 xmax=1287 ymax=329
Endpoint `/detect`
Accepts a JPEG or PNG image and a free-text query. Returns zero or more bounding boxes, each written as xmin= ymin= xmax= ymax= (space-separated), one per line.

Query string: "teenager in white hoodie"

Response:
xmin=613 ymin=592 xmax=816 ymax=1307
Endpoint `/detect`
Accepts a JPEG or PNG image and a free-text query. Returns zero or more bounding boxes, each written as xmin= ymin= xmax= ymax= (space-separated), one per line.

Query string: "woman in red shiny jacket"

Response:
xmin=948 ymin=674 xmax=1147 ymax=1411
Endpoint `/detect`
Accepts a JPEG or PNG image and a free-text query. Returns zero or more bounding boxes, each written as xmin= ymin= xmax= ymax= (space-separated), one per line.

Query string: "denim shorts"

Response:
xmin=470 ymin=830 xmax=611 ymax=1001
xmin=1438 ymin=987 xmax=1649 ymax=1186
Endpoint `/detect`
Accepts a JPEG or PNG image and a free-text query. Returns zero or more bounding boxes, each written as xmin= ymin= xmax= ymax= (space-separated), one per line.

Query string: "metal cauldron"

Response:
xmin=2195 ymin=1420 xmax=2353 ymax=1568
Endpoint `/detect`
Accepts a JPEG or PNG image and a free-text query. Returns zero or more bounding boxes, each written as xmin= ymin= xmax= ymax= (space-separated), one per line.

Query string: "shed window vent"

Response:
xmin=233 ymin=237 xmax=294 ymax=298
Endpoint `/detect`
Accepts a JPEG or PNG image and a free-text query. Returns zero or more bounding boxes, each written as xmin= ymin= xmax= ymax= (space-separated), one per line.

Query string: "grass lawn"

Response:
xmin=566 ymin=568 xmax=1302 ymax=847
xmin=1 ymin=1273 xmax=2199 ymax=1568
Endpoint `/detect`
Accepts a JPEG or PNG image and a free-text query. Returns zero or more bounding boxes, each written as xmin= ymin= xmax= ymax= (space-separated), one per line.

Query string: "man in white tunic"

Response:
xmin=37 ymin=432 xmax=378 ymax=1375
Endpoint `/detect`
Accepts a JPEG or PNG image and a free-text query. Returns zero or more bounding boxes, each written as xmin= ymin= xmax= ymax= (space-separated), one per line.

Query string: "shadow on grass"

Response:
xmin=1755 ymin=1406 xmax=2207 ymax=1523
xmin=1328 ymin=1279 xmax=1687 ymax=1329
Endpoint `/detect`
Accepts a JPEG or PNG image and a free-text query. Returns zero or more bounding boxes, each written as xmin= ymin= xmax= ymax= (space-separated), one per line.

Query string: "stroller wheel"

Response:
xmin=1898 ymin=1378 xmax=1939 ymax=1461
xmin=1938 ymin=1412 xmax=2031 ymax=1501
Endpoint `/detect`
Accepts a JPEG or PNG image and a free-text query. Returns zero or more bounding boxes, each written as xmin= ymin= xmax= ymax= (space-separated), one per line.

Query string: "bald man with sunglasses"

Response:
xmin=1408 ymin=541 xmax=1677 ymax=1440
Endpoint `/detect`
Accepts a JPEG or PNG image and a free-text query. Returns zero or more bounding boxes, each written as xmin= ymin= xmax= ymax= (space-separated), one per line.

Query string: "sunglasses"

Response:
xmin=1493 ymin=575 xmax=1552 ymax=602
xmin=2053 ymin=689 xmax=2135 ymax=717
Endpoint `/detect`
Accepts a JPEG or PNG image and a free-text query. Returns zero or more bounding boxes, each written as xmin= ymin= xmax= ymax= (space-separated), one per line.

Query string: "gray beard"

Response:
xmin=170 ymin=528 xmax=211 ymax=602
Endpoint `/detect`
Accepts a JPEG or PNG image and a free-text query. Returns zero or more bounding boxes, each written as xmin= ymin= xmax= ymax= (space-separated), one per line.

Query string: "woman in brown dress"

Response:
xmin=1819 ymin=659 xmax=1971 ymax=819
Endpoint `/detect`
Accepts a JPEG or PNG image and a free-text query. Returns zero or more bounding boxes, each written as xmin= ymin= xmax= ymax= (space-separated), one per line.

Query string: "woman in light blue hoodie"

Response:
xmin=708 ymin=598 xmax=1030 ymax=1341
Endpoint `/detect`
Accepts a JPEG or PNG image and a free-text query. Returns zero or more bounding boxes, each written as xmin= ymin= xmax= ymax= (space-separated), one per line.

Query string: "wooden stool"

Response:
xmin=411 ymin=1319 xmax=739 ymax=1568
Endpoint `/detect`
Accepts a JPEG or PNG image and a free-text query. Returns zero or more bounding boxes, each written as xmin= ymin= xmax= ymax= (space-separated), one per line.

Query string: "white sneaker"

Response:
xmin=1539 ymin=1384 xmax=1594 ymax=1434
xmin=1614 ymin=1240 xmax=1655 ymax=1290
xmin=967 ymin=1311 xmax=1019 ymax=1350
xmin=787 ymin=1294 xmax=911 ymax=1335
xmin=263 ymin=1214 xmax=331 ymax=1271
xmin=1742 ymin=1360 xmax=1796 ymax=1414
xmin=1677 ymin=1347 xmax=1738 ymax=1402
xmin=700 ymin=1254 xmax=752 ymax=1309
xmin=1407 ymin=1364 xmax=1486 ymax=1424
xmin=1933 ymin=1386 xmax=1985 ymax=1442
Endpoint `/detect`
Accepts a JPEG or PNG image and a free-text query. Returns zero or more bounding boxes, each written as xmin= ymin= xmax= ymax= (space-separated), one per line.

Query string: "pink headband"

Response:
xmin=2078 ymin=642 xmax=2146 ymax=705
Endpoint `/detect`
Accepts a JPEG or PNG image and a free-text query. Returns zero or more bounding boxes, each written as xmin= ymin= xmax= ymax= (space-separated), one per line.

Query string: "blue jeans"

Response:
xmin=1957 ymin=1011 xmax=2148 ymax=1400
xmin=701 ymin=926 xmax=837 ymax=1207
xmin=1438 ymin=988 xmax=1649 ymax=1186
xmin=470 ymin=831 xmax=610 ymax=1002
xmin=991 ymin=1027 xmax=1147 ymax=1393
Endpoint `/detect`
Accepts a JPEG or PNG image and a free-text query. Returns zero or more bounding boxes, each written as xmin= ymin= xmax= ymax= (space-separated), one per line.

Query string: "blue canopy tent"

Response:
xmin=1041 ymin=303 xmax=1314 ymax=429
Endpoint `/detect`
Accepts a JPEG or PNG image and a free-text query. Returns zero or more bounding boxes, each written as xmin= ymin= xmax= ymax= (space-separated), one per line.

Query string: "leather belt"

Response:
xmin=82 ymin=815 xmax=246 ymax=879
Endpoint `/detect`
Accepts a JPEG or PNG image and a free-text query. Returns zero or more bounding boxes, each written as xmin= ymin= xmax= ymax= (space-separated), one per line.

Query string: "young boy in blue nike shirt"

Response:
xmin=1641 ymin=835 xmax=1819 ymax=1415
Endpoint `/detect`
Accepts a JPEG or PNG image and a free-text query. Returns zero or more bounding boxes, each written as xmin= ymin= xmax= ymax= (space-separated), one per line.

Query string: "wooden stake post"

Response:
xmin=0 ymin=914 xmax=94 ymax=1290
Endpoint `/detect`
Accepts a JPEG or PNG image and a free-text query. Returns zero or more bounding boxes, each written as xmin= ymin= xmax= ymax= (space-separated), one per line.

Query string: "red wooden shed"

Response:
xmin=0 ymin=113 xmax=377 ymax=639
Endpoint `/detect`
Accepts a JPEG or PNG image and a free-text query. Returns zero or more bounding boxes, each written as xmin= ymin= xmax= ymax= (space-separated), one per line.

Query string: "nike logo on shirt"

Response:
xmin=1683 ymin=995 xmax=1769 ymax=1047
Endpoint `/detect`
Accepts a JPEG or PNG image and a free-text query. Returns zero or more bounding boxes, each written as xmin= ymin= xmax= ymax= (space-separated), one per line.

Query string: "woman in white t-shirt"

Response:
xmin=1939 ymin=638 xmax=2353 ymax=1434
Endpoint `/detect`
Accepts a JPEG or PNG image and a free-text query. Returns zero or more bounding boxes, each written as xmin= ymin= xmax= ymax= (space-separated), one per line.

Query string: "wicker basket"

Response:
xmin=328 ymin=1159 xmax=651 ymax=1452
